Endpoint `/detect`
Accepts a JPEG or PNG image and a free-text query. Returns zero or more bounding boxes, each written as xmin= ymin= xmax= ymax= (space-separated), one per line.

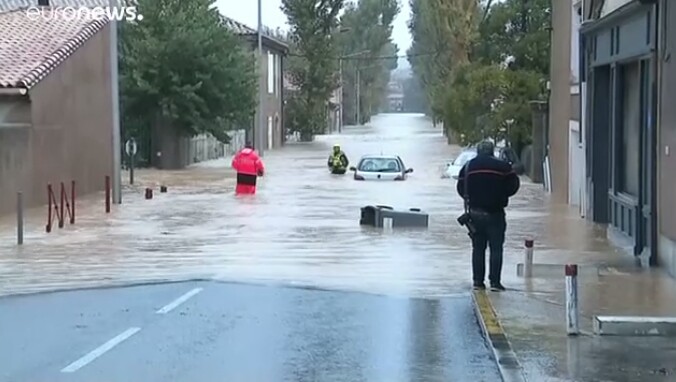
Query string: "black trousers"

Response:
xmin=470 ymin=211 xmax=506 ymax=284
xmin=236 ymin=173 xmax=257 ymax=186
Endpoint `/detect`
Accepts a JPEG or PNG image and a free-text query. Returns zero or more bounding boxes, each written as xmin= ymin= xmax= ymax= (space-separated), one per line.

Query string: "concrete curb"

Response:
xmin=594 ymin=315 xmax=676 ymax=336
xmin=472 ymin=290 xmax=526 ymax=382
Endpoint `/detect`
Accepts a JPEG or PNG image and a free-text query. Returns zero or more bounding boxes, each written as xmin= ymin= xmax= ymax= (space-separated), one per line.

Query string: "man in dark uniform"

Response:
xmin=456 ymin=140 xmax=520 ymax=291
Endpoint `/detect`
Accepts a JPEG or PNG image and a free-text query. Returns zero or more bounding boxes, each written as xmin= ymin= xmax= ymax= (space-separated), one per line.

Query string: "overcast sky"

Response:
xmin=214 ymin=0 xmax=413 ymax=54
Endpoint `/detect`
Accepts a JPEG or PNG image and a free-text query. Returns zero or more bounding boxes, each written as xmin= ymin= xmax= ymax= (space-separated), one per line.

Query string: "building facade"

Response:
xmin=657 ymin=0 xmax=676 ymax=275
xmin=581 ymin=0 xmax=659 ymax=265
xmin=222 ymin=19 xmax=288 ymax=154
xmin=0 ymin=7 xmax=114 ymax=215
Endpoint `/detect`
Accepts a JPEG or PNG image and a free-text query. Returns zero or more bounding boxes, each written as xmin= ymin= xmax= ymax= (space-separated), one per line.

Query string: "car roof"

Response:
xmin=359 ymin=155 xmax=400 ymax=160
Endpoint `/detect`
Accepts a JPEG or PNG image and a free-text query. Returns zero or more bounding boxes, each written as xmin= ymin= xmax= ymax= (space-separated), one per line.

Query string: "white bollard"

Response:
xmin=524 ymin=239 xmax=534 ymax=278
xmin=565 ymin=264 xmax=579 ymax=335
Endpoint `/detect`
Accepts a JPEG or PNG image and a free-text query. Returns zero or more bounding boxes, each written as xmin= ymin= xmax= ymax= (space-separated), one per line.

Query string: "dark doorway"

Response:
xmin=589 ymin=64 xmax=611 ymax=223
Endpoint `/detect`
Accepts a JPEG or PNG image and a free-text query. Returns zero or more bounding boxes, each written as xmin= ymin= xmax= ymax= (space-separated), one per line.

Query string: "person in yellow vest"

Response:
xmin=327 ymin=143 xmax=349 ymax=174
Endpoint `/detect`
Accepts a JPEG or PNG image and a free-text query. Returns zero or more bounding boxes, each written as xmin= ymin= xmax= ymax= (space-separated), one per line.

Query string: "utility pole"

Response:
xmin=339 ymin=58 xmax=343 ymax=133
xmin=356 ymin=68 xmax=360 ymax=125
xmin=110 ymin=0 xmax=121 ymax=204
xmin=256 ymin=0 xmax=264 ymax=155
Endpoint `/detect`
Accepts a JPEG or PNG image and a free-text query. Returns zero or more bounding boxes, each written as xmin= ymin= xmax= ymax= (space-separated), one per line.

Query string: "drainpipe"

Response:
xmin=281 ymin=53 xmax=285 ymax=145
xmin=110 ymin=0 xmax=122 ymax=204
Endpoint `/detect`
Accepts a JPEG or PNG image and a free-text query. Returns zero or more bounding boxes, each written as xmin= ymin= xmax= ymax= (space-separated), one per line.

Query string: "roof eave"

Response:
xmin=241 ymin=33 xmax=289 ymax=54
xmin=0 ymin=87 xmax=28 ymax=95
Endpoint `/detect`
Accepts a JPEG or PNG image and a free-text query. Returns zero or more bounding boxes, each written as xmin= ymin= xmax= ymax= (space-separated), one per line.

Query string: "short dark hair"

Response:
xmin=244 ymin=141 xmax=253 ymax=149
xmin=477 ymin=140 xmax=495 ymax=156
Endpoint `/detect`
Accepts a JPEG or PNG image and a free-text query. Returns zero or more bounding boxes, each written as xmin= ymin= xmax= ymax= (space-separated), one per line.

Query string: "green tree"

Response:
xmin=120 ymin=0 xmax=257 ymax=166
xmin=282 ymin=0 xmax=343 ymax=141
xmin=407 ymin=0 xmax=549 ymax=149
xmin=407 ymin=0 xmax=480 ymax=125
xmin=337 ymin=0 xmax=399 ymax=125
xmin=474 ymin=0 xmax=551 ymax=76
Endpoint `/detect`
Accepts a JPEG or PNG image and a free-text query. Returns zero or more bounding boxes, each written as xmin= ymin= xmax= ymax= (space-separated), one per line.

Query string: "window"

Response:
xmin=617 ymin=62 xmax=640 ymax=196
xmin=267 ymin=52 xmax=274 ymax=94
xmin=452 ymin=150 xmax=477 ymax=166
xmin=267 ymin=116 xmax=273 ymax=150
xmin=274 ymin=54 xmax=279 ymax=96
xmin=358 ymin=157 xmax=401 ymax=172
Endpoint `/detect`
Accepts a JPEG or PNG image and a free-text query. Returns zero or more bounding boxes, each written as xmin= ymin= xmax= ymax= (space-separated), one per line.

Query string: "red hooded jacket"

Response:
xmin=232 ymin=148 xmax=265 ymax=176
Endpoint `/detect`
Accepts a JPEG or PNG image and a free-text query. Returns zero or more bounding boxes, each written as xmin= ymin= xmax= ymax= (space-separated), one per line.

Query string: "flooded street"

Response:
xmin=0 ymin=113 xmax=620 ymax=297
xmin=2 ymin=113 xmax=672 ymax=382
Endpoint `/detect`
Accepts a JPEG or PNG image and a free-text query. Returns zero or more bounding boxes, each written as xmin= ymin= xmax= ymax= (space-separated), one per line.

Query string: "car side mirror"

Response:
xmin=349 ymin=166 xmax=356 ymax=171
xmin=406 ymin=168 xmax=413 ymax=173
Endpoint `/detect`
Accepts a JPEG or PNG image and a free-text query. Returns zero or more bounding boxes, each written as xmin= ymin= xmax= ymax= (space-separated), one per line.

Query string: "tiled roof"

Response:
xmin=0 ymin=0 xmax=111 ymax=12
xmin=0 ymin=1 xmax=287 ymax=89
xmin=0 ymin=8 xmax=109 ymax=88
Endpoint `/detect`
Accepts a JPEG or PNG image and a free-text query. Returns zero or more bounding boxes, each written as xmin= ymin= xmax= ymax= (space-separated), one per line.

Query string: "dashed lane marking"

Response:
xmin=156 ymin=287 xmax=203 ymax=314
xmin=61 ymin=327 xmax=141 ymax=373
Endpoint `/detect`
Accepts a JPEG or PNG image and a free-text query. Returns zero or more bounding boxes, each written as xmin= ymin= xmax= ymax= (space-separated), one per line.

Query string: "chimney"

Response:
xmin=37 ymin=0 xmax=49 ymax=5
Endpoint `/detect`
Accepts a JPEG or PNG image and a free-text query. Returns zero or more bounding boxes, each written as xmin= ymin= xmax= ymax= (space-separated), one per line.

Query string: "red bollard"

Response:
xmin=145 ymin=188 xmax=153 ymax=199
xmin=105 ymin=176 xmax=111 ymax=213
xmin=71 ymin=180 xmax=76 ymax=224
xmin=46 ymin=184 xmax=53 ymax=233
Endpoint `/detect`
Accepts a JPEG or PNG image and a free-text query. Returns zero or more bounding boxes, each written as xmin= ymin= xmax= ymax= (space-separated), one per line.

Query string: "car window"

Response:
xmin=452 ymin=151 xmax=477 ymax=166
xmin=358 ymin=158 xmax=401 ymax=172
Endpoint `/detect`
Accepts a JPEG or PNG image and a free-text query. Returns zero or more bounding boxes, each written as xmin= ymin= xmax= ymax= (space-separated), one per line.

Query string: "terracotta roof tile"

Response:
xmin=0 ymin=7 xmax=109 ymax=89
xmin=0 ymin=0 xmax=111 ymax=13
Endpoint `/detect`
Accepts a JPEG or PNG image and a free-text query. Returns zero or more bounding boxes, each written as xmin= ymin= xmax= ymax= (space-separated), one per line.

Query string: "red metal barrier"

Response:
xmin=46 ymin=181 xmax=76 ymax=233
xmin=61 ymin=182 xmax=75 ymax=226
xmin=71 ymin=180 xmax=76 ymax=224
xmin=105 ymin=176 xmax=111 ymax=213
xmin=46 ymin=184 xmax=60 ymax=233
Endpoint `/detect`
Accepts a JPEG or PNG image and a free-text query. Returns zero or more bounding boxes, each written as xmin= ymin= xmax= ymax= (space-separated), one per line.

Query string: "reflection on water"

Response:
xmin=0 ymin=114 xmax=621 ymax=297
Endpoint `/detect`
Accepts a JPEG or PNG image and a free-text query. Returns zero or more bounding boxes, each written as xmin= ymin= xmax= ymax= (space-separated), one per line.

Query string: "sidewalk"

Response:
xmin=481 ymin=230 xmax=676 ymax=381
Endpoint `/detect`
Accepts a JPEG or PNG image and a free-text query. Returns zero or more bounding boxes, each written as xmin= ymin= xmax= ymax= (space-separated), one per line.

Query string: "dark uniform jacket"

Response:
xmin=456 ymin=154 xmax=520 ymax=213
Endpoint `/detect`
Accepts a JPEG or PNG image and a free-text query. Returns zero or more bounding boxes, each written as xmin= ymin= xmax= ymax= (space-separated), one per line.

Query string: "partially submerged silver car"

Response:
xmin=442 ymin=146 xmax=524 ymax=179
xmin=349 ymin=155 xmax=413 ymax=181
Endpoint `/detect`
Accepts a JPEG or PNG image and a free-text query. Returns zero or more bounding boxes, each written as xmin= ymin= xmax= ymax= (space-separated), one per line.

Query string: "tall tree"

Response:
xmin=282 ymin=0 xmax=343 ymax=141
xmin=407 ymin=0 xmax=479 ymax=124
xmin=120 ymin=0 xmax=257 ymax=166
xmin=407 ymin=0 xmax=548 ymax=150
xmin=337 ymin=0 xmax=400 ymax=125
xmin=474 ymin=0 xmax=551 ymax=76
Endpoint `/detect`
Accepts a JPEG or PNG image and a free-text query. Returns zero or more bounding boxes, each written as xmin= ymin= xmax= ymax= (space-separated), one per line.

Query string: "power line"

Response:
xmin=286 ymin=50 xmax=448 ymax=61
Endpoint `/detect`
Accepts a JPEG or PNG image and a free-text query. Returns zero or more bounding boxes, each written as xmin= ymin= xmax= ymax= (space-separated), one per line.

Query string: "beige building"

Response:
xmin=0 ymin=6 xmax=115 ymax=216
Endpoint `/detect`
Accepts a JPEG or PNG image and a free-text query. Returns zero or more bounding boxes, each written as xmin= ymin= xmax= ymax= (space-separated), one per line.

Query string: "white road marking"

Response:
xmin=61 ymin=327 xmax=141 ymax=373
xmin=156 ymin=287 xmax=203 ymax=314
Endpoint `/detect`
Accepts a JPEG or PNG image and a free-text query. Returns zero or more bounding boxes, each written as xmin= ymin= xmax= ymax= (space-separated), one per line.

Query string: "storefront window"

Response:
xmin=618 ymin=62 xmax=640 ymax=196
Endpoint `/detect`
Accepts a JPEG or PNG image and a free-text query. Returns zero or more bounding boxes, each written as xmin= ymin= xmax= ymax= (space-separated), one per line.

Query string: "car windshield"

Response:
xmin=358 ymin=158 xmax=401 ymax=172
xmin=452 ymin=151 xmax=477 ymax=166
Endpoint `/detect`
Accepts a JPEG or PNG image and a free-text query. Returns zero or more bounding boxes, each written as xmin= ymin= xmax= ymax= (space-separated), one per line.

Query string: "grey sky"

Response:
xmin=214 ymin=0 xmax=412 ymax=53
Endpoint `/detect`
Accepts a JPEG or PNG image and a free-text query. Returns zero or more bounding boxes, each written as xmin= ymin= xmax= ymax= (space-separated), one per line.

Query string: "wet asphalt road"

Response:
xmin=0 ymin=281 xmax=501 ymax=382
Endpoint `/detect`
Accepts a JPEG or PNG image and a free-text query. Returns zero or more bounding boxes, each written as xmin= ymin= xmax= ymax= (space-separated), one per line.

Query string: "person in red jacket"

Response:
xmin=231 ymin=142 xmax=265 ymax=195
